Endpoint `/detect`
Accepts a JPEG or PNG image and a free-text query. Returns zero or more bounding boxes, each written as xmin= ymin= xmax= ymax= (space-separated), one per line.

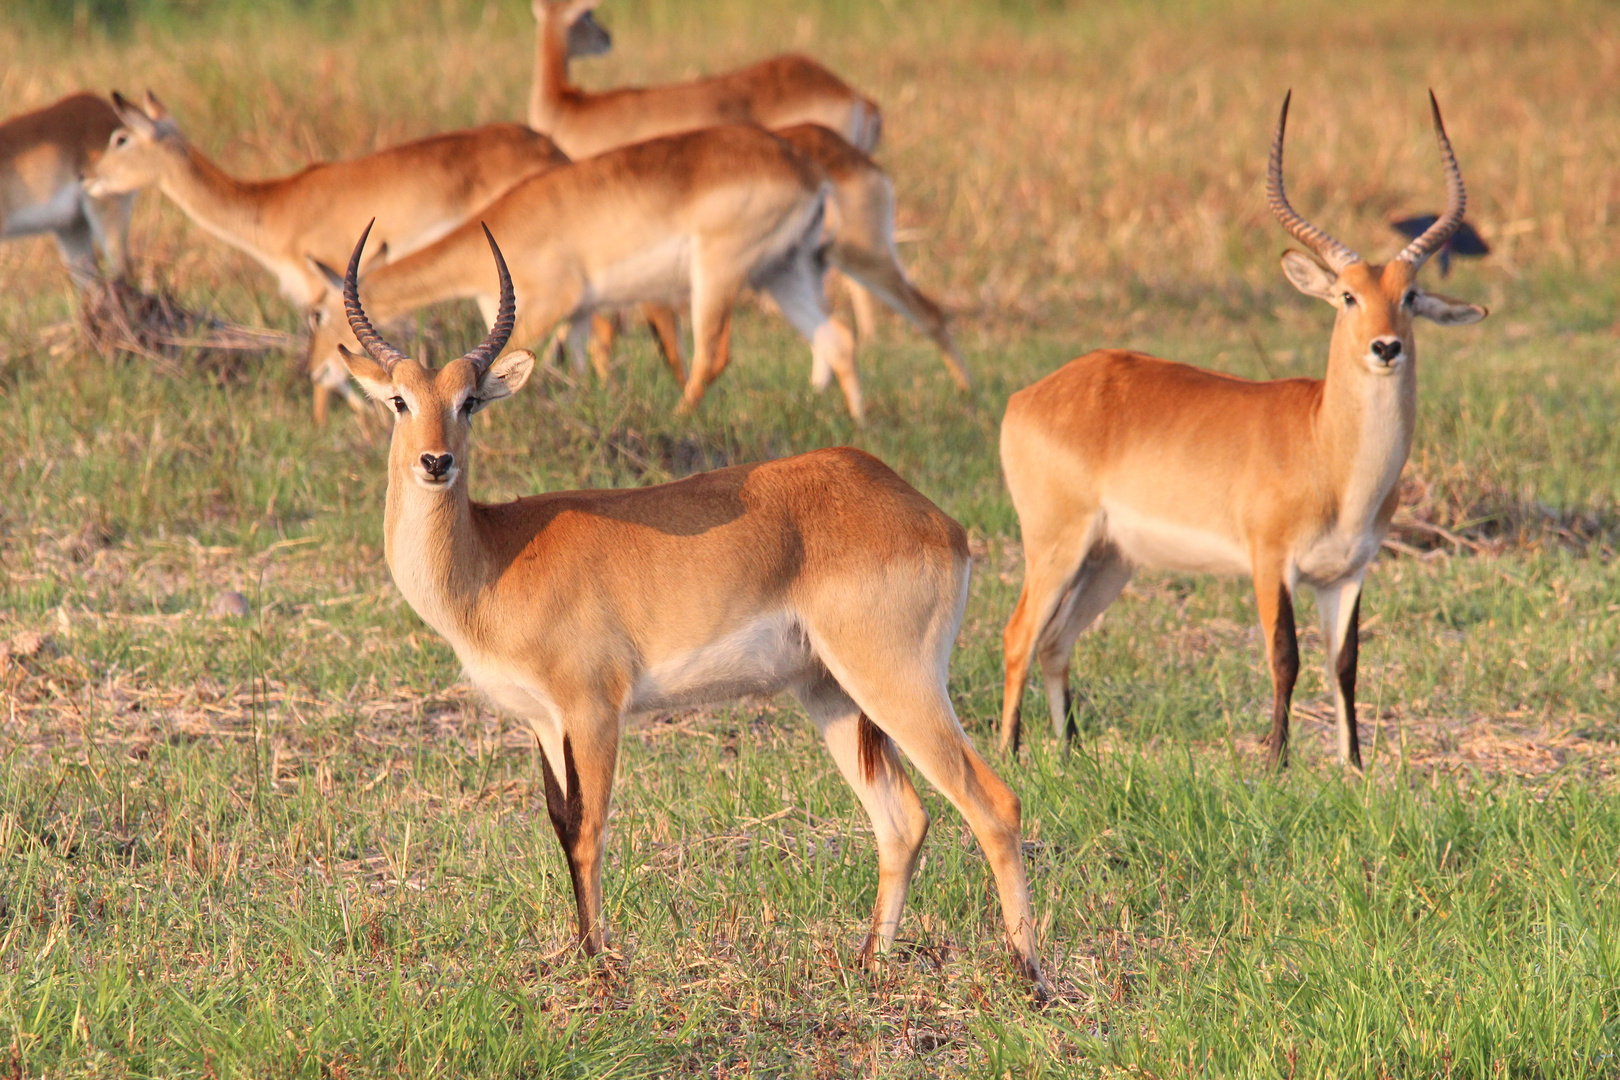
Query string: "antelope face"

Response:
xmin=536 ymin=0 xmax=611 ymax=57
xmin=86 ymin=91 xmax=182 ymax=198
xmin=343 ymin=352 xmax=536 ymax=492
xmin=1281 ymin=252 xmax=1486 ymax=376
xmin=1267 ymin=91 xmax=1487 ymax=380
xmin=336 ymin=220 xmax=530 ymax=490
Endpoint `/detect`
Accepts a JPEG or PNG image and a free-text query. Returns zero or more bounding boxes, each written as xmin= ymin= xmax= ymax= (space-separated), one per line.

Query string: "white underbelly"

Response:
xmin=1102 ymin=501 xmax=1251 ymax=576
xmin=585 ymin=235 xmax=692 ymax=309
xmin=629 ymin=611 xmax=815 ymax=714
xmin=3 ymin=185 xmax=83 ymax=236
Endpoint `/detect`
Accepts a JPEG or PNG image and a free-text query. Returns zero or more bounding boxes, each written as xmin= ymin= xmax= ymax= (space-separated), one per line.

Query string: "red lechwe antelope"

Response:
xmin=82 ymin=91 xmax=569 ymax=422
xmin=998 ymin=93 xmax=1487 ymax=768
xmin=1 ymin=92 xmax=134 ymax=286
xmin=309 ymin=126 xmax=866 ymax=420
xmin=627 ymin=123 xmax=970 ymax=393
xmin=529 ymin=3 xmax=964 ymax=387
xmin=528 ymin=0 xmax=881 ymax=158
xmin=333 ymin=223 xmax=1047 ymax=993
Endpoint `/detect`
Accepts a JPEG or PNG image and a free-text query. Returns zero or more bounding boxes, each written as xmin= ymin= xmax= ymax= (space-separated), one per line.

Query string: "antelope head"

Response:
xmin=534 ymin=0 xmax=612 ymax=59
xmin=337 ymin=221 xmax=536 ymax=493
xmin=85 ymin=91 xmax=184 ymax=197
xmin=1268 ymin=91 xmax=1486 ymax=381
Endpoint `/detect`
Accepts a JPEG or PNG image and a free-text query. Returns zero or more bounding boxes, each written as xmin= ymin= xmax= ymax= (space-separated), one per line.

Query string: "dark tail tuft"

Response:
xmin=857 ymin=712 xmax=889 ymax=785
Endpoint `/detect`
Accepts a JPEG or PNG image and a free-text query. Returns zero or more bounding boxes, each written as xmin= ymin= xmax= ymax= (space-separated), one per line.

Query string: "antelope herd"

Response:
xmin=2 ymin=1 xmax=1491 ymax=996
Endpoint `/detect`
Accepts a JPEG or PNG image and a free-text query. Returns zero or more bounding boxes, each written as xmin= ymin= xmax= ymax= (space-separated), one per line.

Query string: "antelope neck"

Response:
xmin=382 ymin=457 xmax=489 ymax=641
xmin=1313 ymin=324 xmax=1416 ymax=534
xmin=530 ymin=13 xmax=573 ymax=131
xmin=159 ymin=144 xmax=273 ymax=258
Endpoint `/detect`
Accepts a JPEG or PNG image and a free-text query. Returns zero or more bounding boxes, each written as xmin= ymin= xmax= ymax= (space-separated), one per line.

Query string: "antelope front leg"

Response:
xmin=1314 ymin=572 xmax=1367 ymax=772
xmin=1253 ymin=563 xmax=1299 ymax=770
xmin=639 ymin=303 xmax=686 ymax=385
xmin=537 ymin=720 xmax=621 ymax=955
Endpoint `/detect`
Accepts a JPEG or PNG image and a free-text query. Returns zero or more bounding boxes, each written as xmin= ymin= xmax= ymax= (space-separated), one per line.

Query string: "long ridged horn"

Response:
xmin=1267 ymin=91 xmax=1361 ymax=273
xmin=1395 ymin=91 xmax=1467 ymax=271
xmin=461 ymin=223 xmax=515 ymax=374
xmin=342 ymin=219 xmax=410 ymax=371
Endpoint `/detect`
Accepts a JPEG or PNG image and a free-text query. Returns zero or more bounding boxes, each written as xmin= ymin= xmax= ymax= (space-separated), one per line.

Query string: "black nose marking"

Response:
xmin=420 ymin=452 xmax=454 ymax=478
xmin=1370 ymin=339 xmax=1403 ymax=362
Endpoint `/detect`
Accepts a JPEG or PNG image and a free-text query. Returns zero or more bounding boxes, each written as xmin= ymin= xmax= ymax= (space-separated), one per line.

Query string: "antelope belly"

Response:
xmin=629 ymin=612 xmax=815 ymax=714
xmin=2 ymin=185 xmax=82 ymax=235
xmin=1102 ymin=502 xmax=1250 ymax=576
xmin=589 ymin=235 xmax=693 ymax=308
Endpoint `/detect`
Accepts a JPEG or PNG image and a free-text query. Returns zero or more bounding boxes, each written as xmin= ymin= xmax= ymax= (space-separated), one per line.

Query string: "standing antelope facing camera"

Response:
xmin=334 ymin=223 xmax=1047 ymax=994
xmin=83 ymin=91 xmax=569 ymax=422
xmin=999 ymin=93 xmax=1486 ymax=768
xmin=0 ymin=92 xmax=134 ymax=286
xmin=309 ymin=126 xmax=866 ymax=421
xmin=528 ymin=0 xmax=881 ymax=158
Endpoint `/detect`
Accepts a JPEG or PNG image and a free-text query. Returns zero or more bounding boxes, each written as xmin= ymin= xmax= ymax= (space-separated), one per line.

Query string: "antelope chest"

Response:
xmin=1294 ymin=524 xmax=1383 ymax=587
xmin=459 ymin=653 xmax=563 ymax=726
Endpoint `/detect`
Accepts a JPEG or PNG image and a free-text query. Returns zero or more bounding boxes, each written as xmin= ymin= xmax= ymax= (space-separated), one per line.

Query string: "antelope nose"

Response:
xmin=420 ymin=452 xmax=454 ymax=478
xmin=1370 ymin=338 xmax=1403 ymax=362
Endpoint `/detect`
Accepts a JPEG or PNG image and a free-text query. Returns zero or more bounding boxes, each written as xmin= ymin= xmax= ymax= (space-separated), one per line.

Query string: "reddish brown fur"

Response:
xmin=338 ymin=331 xmax=1045 ymax=990
xmin=529 ymin=1 xmax=880 ymax=158
xmin=0 ymin=93 xmax=133 ymax=282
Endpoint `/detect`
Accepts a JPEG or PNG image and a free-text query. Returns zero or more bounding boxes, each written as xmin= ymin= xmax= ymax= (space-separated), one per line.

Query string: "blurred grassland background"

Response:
xmin=3 ymin=0 xmax=1620 ymax=1077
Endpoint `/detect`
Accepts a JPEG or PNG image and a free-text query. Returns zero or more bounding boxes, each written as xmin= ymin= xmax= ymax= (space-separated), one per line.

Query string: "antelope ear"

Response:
xmin=1280 ymin=250 xmax=1338 ymax=301
xmin=309 ymin=256 xmax=344 ymax=292
xmin=1413 ymin=291 xmax=1488 ymax=326
xmin=475 ymin=350 xmax=536 ymax=403
xmin=338 ymin=345 xmax=395 ymax=401
xmin=142 ymin=90 xmax=171 ymax=122
xmin=109 ymin=91 xmax=156 ymax=137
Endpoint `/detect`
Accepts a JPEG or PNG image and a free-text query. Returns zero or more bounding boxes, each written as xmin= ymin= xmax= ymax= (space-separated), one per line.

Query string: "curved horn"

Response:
xmin=1266 ymin=91 xmax=1361 ymax=273
xmin=1395 ymin=91 xmax=1467 ymax=271
xmin=342 ymin=220 xmax=410 ymax=371
xmin=461 ymin=223 xmax=516 ymax=374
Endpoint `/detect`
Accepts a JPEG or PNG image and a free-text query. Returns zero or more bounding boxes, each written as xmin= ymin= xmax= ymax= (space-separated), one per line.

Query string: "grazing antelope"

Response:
xmin=998 ymin=93 xmax=1486 ymax=768
xmin=528 ymin=0 xmax=881 ymax=159
xmin=82 ymin=91 xmax=569 ymax=422
xmin=310 ymin=126 xmax=866 ymax=420
xmin=335 ymin=224 xmax=1047 ymax=993
xmin=0 ymin=92 xmax=134 ymax=286
xmin=625 ymin=124 xmax=969 ymax=393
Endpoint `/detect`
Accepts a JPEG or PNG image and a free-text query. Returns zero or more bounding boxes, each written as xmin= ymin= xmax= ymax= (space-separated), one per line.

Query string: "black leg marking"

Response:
xmin=1266 ymin=583 xmax=1299 ymax=769
xmin=1337 ymin=594 xmax=1362 ymax=770
xmin=538 ymin=736 xmax=589 ymax=938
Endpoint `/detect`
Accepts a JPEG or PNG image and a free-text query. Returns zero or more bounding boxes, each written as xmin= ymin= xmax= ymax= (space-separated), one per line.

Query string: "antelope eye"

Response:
xmin=391 ymin=396 xmax=408 ymax=414
xmin=1403 ymin=291 xmax=1418 ymax=306
xmin=111 ymin=131 xmax=129 ymax=148
xmin=460 ymin=397 xmax=479 ymax=415
xmin=1341 ymin=292 xmax=1357 ymax=307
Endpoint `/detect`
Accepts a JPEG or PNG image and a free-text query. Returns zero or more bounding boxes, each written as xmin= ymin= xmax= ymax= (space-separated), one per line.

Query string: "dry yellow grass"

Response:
xmin=2 ymin=0 xmax=1617 ymax=332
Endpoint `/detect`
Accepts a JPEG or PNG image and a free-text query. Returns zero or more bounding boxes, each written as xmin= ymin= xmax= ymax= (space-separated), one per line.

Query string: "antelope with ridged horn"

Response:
xmin=997 ymin=92 xmax=1487 ymax=768
xmin=336 ymin=223 xmax=1048 ymax=994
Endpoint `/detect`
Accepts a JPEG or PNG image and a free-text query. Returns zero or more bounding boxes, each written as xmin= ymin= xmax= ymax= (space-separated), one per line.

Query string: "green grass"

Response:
xmin=5 ymin=0 xmax=1620 ymax=1075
